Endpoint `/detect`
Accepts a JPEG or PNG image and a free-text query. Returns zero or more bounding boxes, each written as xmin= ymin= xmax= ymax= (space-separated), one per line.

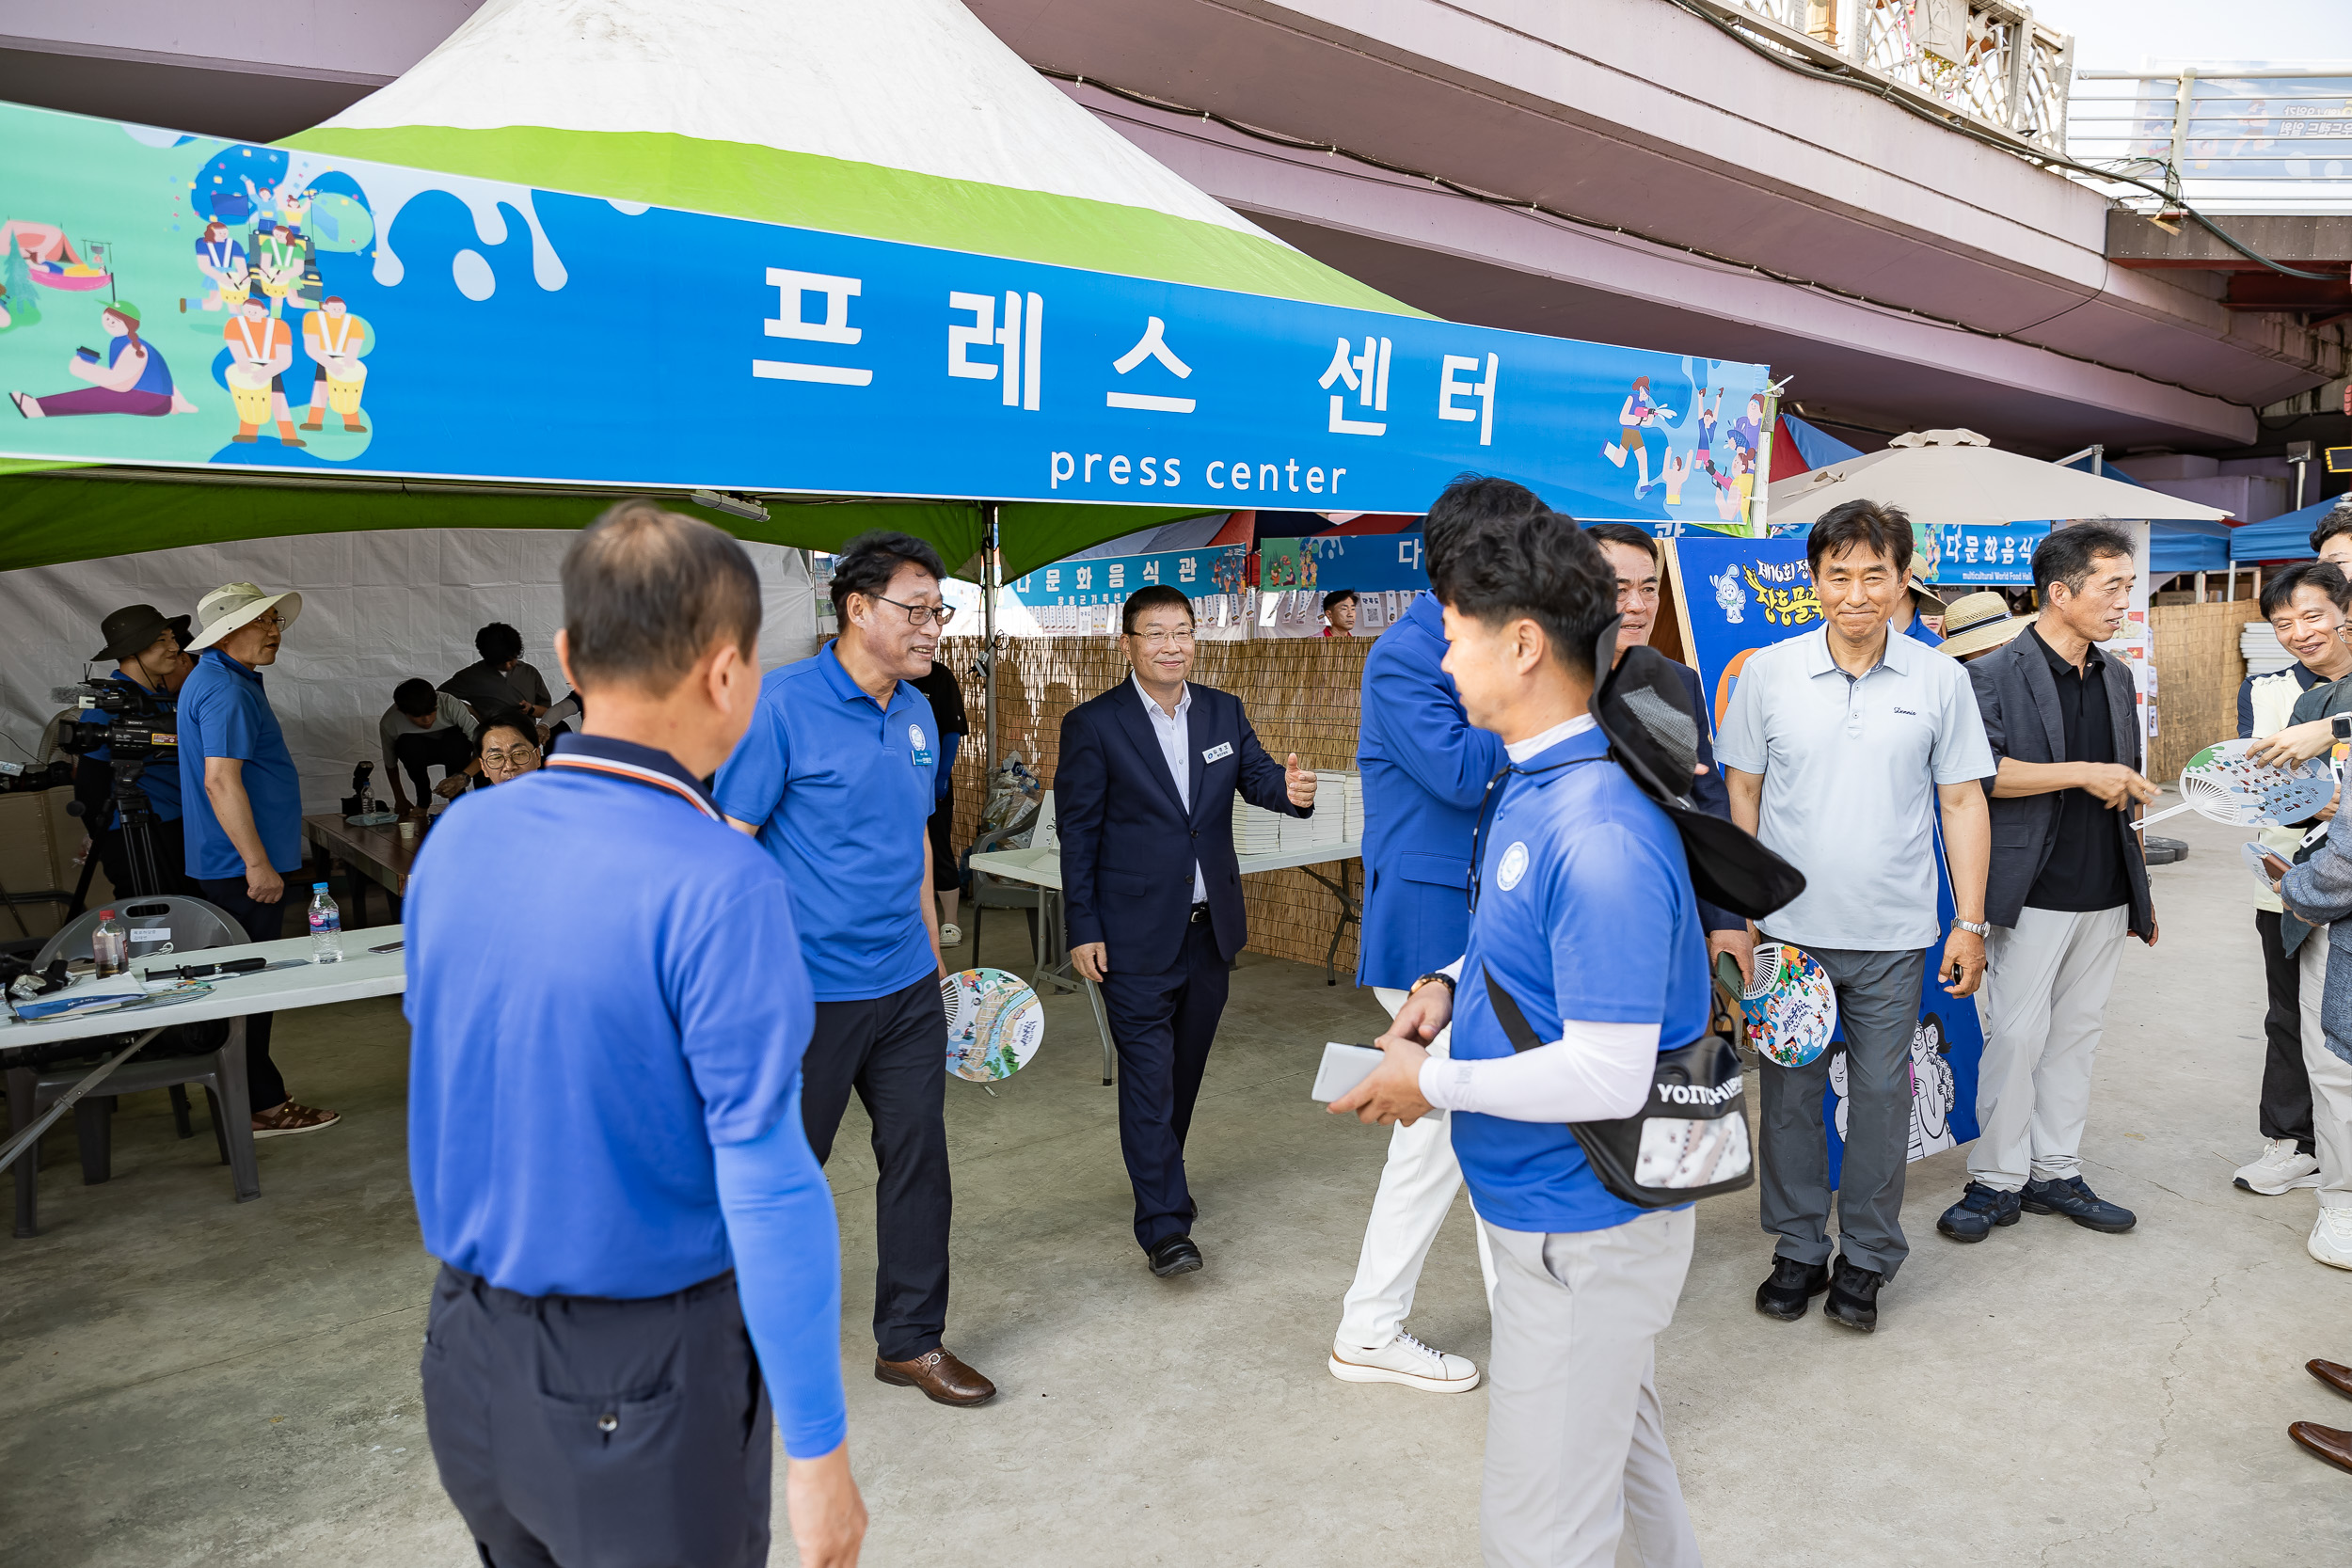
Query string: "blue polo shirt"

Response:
xmin=79 ymin=671 xmax=183 ymax=826
xmin=405 ymin=734 xmax=816 ymax=1298
xmin=1448 ymin=724 xmax=1710 ymax=1235
xmin=714 ymin=644 xmax=937 ymax=1003
xmin=177 ymin=648 xmax=302 ymax=879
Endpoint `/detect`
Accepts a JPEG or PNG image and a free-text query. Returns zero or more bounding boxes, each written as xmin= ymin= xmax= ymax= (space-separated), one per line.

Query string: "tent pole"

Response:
xmin=982 ymin=501 xmax=1000 ymax=778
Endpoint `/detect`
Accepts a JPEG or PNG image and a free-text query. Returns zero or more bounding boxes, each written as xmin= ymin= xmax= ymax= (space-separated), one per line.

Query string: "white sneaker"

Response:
xmin=1328 ymin=1328 xmax=1481 ymax=1394
xmin=2235 ymin=1138 xmax=2322 ymax=1195
xmin=940 ymin=923 xmax=964 ymax=949
xmin=2311 ymin=1209 xmax=2352 ymax=1271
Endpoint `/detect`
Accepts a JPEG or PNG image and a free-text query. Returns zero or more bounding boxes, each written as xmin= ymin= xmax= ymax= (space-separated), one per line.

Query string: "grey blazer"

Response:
xmin=1967 ymin=628 xmax=2153 ymax=938
xmin=2280 ymin=813 xmax=2352 ymax=1065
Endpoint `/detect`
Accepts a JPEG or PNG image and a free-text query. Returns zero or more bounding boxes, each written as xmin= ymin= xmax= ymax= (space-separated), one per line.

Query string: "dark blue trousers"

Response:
xmin=1101 ymin=917 xmax=1230 ymax=1251
xmin=421 ymin=1264 xmax=772 ymax=1568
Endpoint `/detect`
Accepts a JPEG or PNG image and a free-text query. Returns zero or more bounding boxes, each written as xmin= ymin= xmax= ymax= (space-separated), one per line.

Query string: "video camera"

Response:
xmin=52 ymin=679 xmax=178 ymax=760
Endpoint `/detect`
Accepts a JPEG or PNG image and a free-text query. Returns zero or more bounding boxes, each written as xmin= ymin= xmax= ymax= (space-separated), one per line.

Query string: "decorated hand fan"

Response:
xmin=1733 ymin=944 xmax=1837 ymax=1069
xmin=940 ymin=967 xmax=1044 ymax=1083
xmin=2133 ymin=739 xmax=2335 ymax=832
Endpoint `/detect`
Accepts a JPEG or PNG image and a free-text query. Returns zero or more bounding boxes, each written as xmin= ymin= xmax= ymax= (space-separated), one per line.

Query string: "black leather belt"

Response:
xmin=1188 ymin=904 xmax=1211 ymax=924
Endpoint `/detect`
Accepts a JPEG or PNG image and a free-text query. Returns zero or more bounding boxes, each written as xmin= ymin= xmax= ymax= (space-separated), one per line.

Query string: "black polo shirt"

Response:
xmin=2024 ymin=626 xmax=2131 ymax=913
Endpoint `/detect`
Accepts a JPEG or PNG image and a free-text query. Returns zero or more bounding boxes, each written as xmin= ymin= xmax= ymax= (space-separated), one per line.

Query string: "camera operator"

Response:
xmin=181 ymin=580 xmax=340 ymax=1139
xmin=74 ymin=604 xmax=199 ymax=896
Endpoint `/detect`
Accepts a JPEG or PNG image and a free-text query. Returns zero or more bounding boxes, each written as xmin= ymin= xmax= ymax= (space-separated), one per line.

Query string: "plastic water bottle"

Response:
xmin=308 ymin=882 xmax=344 ymax=964
xmin=91 ymin=909 xmax=127 ymax=977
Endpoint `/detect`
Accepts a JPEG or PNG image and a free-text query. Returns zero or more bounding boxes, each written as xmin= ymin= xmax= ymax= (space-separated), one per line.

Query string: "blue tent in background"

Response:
xmin=2232 ymin=494 xmax=2350 ymax=562
xmin=2056 ymin=455 xmax=2233 ymax=573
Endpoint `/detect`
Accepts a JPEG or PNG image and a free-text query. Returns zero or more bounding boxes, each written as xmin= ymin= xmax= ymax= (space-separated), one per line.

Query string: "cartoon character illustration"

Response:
xmin=1711 ymin=563 xmax=1744 ymax=624
xmin=1728 ymin=393 xmax=1765 ymax=460
xmin=1661 ymin=448 xmax=1691 ymax=506
xmin=1712 ymin=461 xmax=1746 ymax=523
xmin=9 ymin=299 xmax=194 ymax=420
xmin=300 ymin=295 xmax=372 ymax=433
xmin=222 ymin=293 xmax=304 ymax=447
xmin=1695 ymin=387 xmax=1723 ymax=452
xmin=192 ymin=219 xmax=249 ymax=312
xmin=1907 ymin=1013 xmax=1957 ymax=1161
xmin=1603 ymin=375 xmax=1677 ymax=495
xmin=248 ymin=218 xmax=303 ymax=316
xmin=1732 ymin=445 xmax=1756 ymax=518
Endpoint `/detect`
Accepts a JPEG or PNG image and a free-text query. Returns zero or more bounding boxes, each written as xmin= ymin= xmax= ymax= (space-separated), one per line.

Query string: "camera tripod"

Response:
xmin=67 ymin=761 xmax=167 ymax=914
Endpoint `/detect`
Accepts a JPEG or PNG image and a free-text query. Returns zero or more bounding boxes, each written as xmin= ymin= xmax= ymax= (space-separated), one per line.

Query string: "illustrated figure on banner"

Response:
xmin=221 ymin=293 xmax=304 ymax=447
xmin=8 ymin=299 xmax=194 ymax=420
xmin=250 ymin=218 xmax=302 ymax=317
xmin=300 ymin=296 xmax=372 ymax=434
xmin=1602 ymin=374 xmax=1676 ymax=496
xmin=1711 ymin=563 xmax=1745 ymax=625
xmin=193 ymin=218 xmax=250 ymax=313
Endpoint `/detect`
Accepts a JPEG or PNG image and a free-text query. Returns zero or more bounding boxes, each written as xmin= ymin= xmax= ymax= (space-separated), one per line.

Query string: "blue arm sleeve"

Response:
xmin=937 ymin=731 xmax=960 ymax=798
xmin=2237 ymin=676 xmax=2256 ymax=741
xmin=711 ymin=1082 xmax=848 ymax=1461
xmin=1362 ymin=644 xmax=1502 ymax=811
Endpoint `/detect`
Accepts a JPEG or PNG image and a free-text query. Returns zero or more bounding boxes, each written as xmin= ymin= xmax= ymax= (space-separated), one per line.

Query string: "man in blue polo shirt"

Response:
xmin=178 ymin=581 xmax=336 ymax=1137
xmin=407 ymin=501 xmax=865 ymax=1568
xmin=717 ymin=531 xmax=994 ymax=1409
xmin=1335 ymin=507 xmax=1708 ymax=1568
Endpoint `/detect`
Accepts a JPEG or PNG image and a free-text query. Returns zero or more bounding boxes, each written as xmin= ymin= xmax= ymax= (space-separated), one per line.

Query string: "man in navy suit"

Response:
xmin=1058 ymin=583 xmax=1320 ymax=1277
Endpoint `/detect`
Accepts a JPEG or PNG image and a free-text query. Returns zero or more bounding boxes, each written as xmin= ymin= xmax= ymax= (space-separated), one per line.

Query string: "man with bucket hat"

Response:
xmin=74 ymin=603 xmax=199 ymax=897
xmin=1933 ymin=592 xmax=2031 ymax=663
xmin=178 ymin=581 xmax=338 ymax=1137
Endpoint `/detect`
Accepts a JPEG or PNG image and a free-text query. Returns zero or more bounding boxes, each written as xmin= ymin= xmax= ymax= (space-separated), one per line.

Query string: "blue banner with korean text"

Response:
xmin=0 ymin=104 xmax=1772 ymax=524
xmin=1009 ymin=546 xmax=1248 ymax=607
xmin=1928 ymin=522 xmax=2051 ymax=586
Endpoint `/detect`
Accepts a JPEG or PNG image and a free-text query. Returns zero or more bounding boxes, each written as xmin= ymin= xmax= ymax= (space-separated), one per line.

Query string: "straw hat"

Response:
xmin=185 ymin=581 xmax=303 ymax=652
xmin=1935 ymin=591 xmax=2027 ymax=659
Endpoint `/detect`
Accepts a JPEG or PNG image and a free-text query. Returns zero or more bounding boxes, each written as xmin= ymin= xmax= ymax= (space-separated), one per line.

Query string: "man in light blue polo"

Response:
xmin=1718 ymin=499 xmax=1994 ymax=1334
xmin=717 ymin=531 xmax=994 ymax=1409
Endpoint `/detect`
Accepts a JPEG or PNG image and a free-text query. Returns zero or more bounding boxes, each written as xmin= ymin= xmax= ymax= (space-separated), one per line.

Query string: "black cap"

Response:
xmin=93 ymin=604 xmax=193 ymax=663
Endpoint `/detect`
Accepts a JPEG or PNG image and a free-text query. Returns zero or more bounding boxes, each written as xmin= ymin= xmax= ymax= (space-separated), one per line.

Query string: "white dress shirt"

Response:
xmin=1412 ymin=710 xmax=1660 ymax=1123
xmin=1133 ymin=674 xmax=1209 ymax=904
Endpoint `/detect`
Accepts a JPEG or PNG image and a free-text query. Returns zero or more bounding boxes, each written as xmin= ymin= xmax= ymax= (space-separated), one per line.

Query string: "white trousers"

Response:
xmin=1967 ymin=905 xmax=2130 ymax=1191
xmin=1480 ymin=1212 xmax=1701 ymax=1568
xmin=2294 ymin=929 xmax=2352 ymax=1212
xmin=1334 ymin=986 xmax=1499 ymax=1350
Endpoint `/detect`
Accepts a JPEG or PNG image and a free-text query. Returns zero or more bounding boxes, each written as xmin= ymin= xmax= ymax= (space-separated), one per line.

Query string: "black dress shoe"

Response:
xmin=1755 ymin=1256 xmax=1831 ymax=1321
xmin=1147 ymin=1234 xmax=1203 ymax=1277
xmin=1824 ymin=1256 xmax=1883 ymax=1333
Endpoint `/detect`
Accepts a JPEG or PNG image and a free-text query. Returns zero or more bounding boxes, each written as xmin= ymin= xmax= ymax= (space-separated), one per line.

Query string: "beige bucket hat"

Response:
xmin=185 ymin=580 xmax=304 ymax=652
xmin=1935 ymin=590 xmax=2028 ymax=658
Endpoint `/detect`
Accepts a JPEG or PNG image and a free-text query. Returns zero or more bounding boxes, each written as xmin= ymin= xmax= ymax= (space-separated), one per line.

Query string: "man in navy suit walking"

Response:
xmin=1057 ymin=583 xmax=1320 ymax=1277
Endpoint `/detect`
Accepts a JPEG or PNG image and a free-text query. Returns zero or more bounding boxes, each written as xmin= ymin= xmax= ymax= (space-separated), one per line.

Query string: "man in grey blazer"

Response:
xmin=1937 ymin=525 xmax=2157 ymax=1243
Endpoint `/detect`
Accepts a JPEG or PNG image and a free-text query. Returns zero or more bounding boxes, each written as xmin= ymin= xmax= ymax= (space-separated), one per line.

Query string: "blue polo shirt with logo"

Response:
xmin=713 ymin=643 xmax=938 ymax=1003
xmin=1448 ymin=723 xmax=1710 ymax=1234
xmin=177 ymin=648 xmax=303 ymax=879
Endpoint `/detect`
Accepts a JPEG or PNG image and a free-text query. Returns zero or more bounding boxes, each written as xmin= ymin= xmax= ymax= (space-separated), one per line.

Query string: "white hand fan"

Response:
xmin=2131 ymin=739 xmax=2335 ymax=832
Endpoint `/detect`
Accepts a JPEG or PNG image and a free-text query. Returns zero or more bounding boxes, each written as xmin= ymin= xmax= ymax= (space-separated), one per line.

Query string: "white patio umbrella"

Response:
xmin=1767 ymin=429 xmax=2233 ymax=531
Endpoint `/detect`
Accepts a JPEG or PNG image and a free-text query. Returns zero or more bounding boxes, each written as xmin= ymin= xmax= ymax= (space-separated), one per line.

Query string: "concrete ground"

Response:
xmin=4 ymin=805 xmax=2349 ymax=1566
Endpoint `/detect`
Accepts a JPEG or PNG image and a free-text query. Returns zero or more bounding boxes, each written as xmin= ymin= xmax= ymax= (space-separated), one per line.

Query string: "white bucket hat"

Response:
xmin=185 ymin=581 xmax=304 ymax=652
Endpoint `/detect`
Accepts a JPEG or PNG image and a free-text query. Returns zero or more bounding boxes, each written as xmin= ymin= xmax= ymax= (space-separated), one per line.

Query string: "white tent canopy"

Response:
xmin=1767 ymin=430 xmax=2234 ymax=531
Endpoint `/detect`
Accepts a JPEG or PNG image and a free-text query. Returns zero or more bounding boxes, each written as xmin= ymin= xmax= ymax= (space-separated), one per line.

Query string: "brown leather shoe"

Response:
xmin=2311 ymin=1359 xmax=2352 ymax=1402
xmin=2290 ymin=1421 xmax=2352 ymax=1475
xmin=875 ymin=1347 xmax=995 ymax=1407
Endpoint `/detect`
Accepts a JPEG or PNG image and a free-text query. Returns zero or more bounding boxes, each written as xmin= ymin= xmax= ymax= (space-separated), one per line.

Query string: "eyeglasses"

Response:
xmin=1131 ymin=627 xmax=1197 ymax=648
xmin=482 ymin=744 xmax=540 ymax=768
xmin=872 ymin=594 xmax=956 ymax=627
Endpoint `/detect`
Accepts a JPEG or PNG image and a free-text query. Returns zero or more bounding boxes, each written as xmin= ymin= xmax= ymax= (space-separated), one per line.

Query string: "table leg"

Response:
xmin=1304 ymin=861 xmax=1360 ymax=987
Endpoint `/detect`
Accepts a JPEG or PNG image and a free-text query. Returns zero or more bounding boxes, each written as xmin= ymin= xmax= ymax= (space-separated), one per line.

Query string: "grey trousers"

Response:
xmin=1480 ymin=1211 xmax=1700 ymax=1568
xmin=1756 ymin=943 xmax=1928 ymax=1281
xmin=1969 ymin=906 xmax=2129 ymax=1191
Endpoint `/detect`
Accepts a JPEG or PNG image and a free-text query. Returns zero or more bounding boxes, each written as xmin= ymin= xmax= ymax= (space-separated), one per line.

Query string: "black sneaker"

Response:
xmin=1146 ymin=1234 xmax=1203 ymax=1277
xmin=1754 ymin=1256 xmax=1831 ymax=1321
xmin=1823 ymin=1256 xmax=1883 ymax=1333
xmin=2022 ymin=1176 xmax=2137 ymax=1233
xmin=1936 ymin=1181 xmax=2023 ymax=1243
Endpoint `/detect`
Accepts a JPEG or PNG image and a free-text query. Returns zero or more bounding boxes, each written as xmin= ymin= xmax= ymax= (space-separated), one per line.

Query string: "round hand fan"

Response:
xmin=1736 ymin=944 xmax=1837 ymax=1069
xmin=2133 ymin=738 xmax=2335 ymax=832
xmin=940 ymin=967 xmax=1044 ymax=1083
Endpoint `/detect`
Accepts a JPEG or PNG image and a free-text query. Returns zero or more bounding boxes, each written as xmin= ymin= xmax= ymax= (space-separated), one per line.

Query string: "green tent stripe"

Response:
xmin=280 ymin=124 xmax=1422 ymax=316
xmin=0 ymin=473 xmax=1218 ymax=580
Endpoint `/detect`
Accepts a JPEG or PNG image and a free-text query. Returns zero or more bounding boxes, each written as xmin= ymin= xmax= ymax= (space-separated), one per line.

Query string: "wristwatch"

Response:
xmin=1953 ymin=919 xmax=1991 ymax=937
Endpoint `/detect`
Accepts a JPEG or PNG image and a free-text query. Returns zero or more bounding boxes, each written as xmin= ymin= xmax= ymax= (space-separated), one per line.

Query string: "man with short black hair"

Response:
xmin=1332 ymin=505 xmax=1708 ymax=1567
xmin=378 ymin=678 xmax=479 ymax=816
xmin=717 ymin=530 xmax=996 ymax=1407
xmin=2312 ymin=498 xmax=2352 ymax=567
xmin=441 ymin=621 xmax=553 ymax=724
xmin=1058 ymin=582 xmax=1317 ymax=1278
xmin=76 ymin=603 xmax=198 ymax=897
xmin=1322 ymin=588 xmax=1359 ymax=636
xmin=408 ymin=499 xmax=865 ymax=1568
xmin=2232 ymin=562 xmax=2352 ymax=1197
xmin=1936 ymin=525 xmax=2155 ymax=1244
xmin=1719 ymin=499 xmax=1993 ymax=1333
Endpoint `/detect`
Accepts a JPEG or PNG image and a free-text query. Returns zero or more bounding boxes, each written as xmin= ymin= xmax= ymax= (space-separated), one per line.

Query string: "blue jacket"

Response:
xmin=1356 ymin=593 xmax=1502 ymax=990
xmin=1057 ymin=677 xmax=1307 ymax=974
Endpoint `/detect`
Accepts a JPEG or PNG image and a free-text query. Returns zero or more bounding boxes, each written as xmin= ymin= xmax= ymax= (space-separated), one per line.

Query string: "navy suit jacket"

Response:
xmin=1057 ymin=678 xmax=1308 ymax=973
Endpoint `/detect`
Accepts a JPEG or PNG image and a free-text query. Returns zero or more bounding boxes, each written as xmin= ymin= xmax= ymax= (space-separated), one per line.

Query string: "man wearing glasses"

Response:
xmin=716 ymin=531 xmax=995 ymax=1408
xmin=1057 ymin=584 xmax=1319 ymax=1277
